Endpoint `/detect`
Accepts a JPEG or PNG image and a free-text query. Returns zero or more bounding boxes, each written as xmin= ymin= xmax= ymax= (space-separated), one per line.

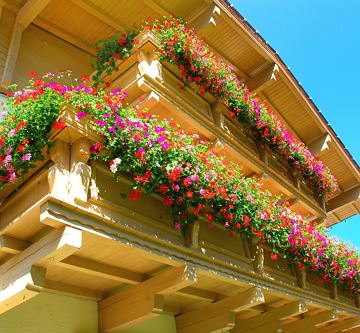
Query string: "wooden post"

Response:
xmin=48 ymin=139 xmax=70 ymax=200
xmin=248 ymin=238 xmax=264 ymax=275
xmin=294 ymin=265 xmax=307 ymax=289
xmin=69 ymin=137 xmax=92 ymax=204
xmin=148 ymin=51 xmax=162 ymax=81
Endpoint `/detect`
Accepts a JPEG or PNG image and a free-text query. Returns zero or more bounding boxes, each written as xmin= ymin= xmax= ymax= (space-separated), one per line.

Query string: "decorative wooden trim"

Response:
xmin=69 ymin=137 xmax=92 ymax=204
xmin=98 ymin=265 xmax=197 ymax=332
xmin=176 ymin=287 xmax=264 ymax=333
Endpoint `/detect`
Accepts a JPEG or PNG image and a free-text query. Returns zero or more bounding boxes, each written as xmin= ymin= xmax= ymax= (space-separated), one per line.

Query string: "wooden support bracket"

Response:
xmin=176 ymin=287 xmax=264 ymax=333
xmin=99 ymin=265 xmax=197 ymax=332
xmin=232 ymin=300 xmax=307 ymax=333
xmin=0 ymin=226 xmax=82 ymax=314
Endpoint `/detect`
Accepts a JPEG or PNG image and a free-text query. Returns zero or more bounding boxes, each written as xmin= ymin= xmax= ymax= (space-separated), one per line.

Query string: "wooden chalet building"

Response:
xmin=0 ymin=0 xmax=359 ymax=332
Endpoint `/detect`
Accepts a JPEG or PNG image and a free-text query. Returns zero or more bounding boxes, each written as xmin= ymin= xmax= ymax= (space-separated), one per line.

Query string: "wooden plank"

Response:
xmin=231 ymin=321 xmax=282 ymax=333
xmin=70 ymin=0 xmax=123 ymax=31
xmin=33 ymin=17 xmax=96 ymax=55
xmin=17 ymin=0 xmax=50 ymax=28
xmin=232 ymin=300 xmax=307 ymax=332
xmin=0 ymin=235 xmax=31 ymax=254
xmin=0 ymin=226 xmax=82 ymax=285
xmin=58 ymin=255 xmax=146 ymax=284
xmin=176 ymin=287 xmax=264 ymax=333
xmin=0 ymin=226 xmax=81 ymax=314
xmin=282 ymin=310 xmax=339 ymax=333
xmin=318 ymin=317 xmax=360 ymax=333
xmin=0 ymin=265 xmax=45 ymax=314
xmin=45 ymin=280 xmax=104 ymax=301
xmin=141 ymin=0 xmax=167 ymax=17
xmin=99 ymin=265 xmax=197 ymax=332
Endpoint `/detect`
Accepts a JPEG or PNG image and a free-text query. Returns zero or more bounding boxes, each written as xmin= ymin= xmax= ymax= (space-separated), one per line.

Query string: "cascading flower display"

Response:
xmin=1 ymin=73 xmax=359 ymax=294
xmin=93 ymin=17 xmax=338 ymax=201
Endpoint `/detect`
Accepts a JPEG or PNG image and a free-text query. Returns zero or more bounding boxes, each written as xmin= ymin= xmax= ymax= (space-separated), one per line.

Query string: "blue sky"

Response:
xmin=231 ymin=0 xmax=360 ymax=247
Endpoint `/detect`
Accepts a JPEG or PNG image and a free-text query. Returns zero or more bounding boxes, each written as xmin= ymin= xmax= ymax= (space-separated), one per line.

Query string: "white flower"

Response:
xmin=113 ymin=157 xmax=122 ymax=165
xmin=110 ymin=164 xmax=118 ymax=173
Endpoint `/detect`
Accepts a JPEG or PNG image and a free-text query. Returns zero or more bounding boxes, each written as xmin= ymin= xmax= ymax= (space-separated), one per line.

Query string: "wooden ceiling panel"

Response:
xmin=39 ymin=0 xmax=116 ymax=45
xmin=46 ymin=265 xmax=121 ymax=291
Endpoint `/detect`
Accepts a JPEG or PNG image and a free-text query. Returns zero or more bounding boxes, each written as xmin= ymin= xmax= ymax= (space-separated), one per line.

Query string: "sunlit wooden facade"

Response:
xmin=0 ymin=1 xmax=359 ymax=332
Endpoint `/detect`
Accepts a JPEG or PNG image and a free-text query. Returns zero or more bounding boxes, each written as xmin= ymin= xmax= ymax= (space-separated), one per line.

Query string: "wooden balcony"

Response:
xmin=0 ymin=102 xmax=359 ymax=332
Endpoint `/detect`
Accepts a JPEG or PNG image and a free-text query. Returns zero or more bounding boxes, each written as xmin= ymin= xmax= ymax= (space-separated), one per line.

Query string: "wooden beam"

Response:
xmin=17 ymin=0 xmax=50 ymax=28
xmin=232 ymin=300 xmax=307 ymax=332
xmin=231 ymin=321 xmax=282 ymax=333
xmin=327 ymin=185 xmax=360 ymax=212
xmin=99 ymin=265 xmax=197 ymax=332
xmin=45 ymin=280 xmax=104 ymax=301
xmin=176 ymin=287 xmax=265 ymax=333
xmin=308 ymin=134 xmax=331 ymax=156
xmin=0 ymin=235 xmax=31 ymax=254
xmin=0 ymin=226 xmax=82 ymax=286
xmin=246 ymin=63 xmax=279 ymax=93
xmin=190 ymin=4 xmax=221 ymax=32
xmin=141 ymin=0 xmax=167 ymax=17
xmin=1 ymin=0 xmax=50 ymax=85
xmin=70 ymin=0 xmax=123 ymax=31
xmin=176 ymin=286 xmax=223 ymax=302
xmin=0 ymin=265 xmax=45 ymax=314
xmin=318 ymin=317 xmax=360 ymax=333
xmin=282 ymin=310 xmax=339 ymax=333
xmin=1 ymin=24 xmax=23 ymax=86
xmin=33 ymin=17 xmax=96 ymax=55
xmin=58 ymin=255 xmax=146 ymax=285
xmin=0 ymin=226 xmax=81 ymax=313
